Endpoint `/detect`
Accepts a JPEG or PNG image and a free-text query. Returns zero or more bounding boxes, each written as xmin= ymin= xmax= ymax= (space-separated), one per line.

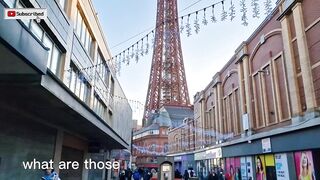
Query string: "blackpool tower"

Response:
xmin=143 ymin=0 xmax=190 ymax=126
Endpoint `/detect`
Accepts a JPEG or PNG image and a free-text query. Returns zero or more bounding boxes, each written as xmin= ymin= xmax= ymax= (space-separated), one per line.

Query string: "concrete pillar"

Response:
xmin=292 ymin=3 xmax=317 ymax=110
xmin=53 ymin=130 xmax=63 ymax=174
xmin=279 ymin=14 xmax=302 ymax=117
xmin=82 ymin=151 xmax=89 ymax=180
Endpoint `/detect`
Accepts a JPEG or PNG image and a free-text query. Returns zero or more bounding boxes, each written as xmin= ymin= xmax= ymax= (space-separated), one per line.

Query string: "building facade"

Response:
xmin=168 ymin=118 xmax=196 ymax=173
xmin=192 ymin=0 xmax=320 ymax=179
xmin=132 ymin=105 xmax=193 ymax=169
xmin=0 ymin=0 xmax=132 ymax=179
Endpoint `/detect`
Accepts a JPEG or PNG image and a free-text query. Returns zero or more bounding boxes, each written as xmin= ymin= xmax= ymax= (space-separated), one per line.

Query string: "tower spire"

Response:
xmin=143 ymin=0 xmax=190 ymax=126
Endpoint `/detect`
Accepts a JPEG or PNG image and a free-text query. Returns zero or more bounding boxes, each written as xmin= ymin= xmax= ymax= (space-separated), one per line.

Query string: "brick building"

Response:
xmin=132 ymin=105 xmax=193 ymax=169
xmin=167 ymin=118 xmax=196 ymax=173
xmin=191 ymin=0 xmax=320 ymax=179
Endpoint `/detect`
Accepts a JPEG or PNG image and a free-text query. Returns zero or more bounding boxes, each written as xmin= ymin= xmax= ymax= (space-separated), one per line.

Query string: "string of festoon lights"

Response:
xmin=71 ymin=0 xmax=275 ymax=76
xmin=67 ymin=70 xmax=145 ymax=111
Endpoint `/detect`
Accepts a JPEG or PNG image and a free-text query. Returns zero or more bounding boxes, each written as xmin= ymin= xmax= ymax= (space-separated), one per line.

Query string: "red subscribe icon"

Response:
xmin=7 ymin=10 xmax=16 ymax=17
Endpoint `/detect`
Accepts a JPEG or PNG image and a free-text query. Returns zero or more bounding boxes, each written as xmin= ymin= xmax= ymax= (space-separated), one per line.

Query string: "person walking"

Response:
xmin=119 ymin=169 xmax=126 ymax=180
xmin=125 ymin=168 xmax=133 ymax=180
xmin=183 ymin=170 xmax=189 ymax=180
xmin=41 ymin=168 xmax=60 ymax=180
xmin=133 ymin=169 xmax=141 ymax=180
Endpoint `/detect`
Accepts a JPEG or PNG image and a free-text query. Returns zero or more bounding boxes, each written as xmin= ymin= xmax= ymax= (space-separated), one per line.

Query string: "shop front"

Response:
xmin=174 ymin=153 xmax=195 ymax=174
xmin=194 ymin=148 xmax=223 ymax=179
xmin=222 ymin=125 xmax=320 ymax=180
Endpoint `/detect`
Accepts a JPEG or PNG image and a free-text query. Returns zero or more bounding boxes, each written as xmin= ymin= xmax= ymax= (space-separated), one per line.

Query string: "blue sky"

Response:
xmin=92 ymin=0 xmax=276 ymax=122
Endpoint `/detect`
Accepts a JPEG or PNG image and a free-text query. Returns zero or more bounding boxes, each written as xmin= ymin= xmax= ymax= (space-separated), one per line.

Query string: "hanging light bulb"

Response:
xmin=251 ymin=0 xmax=260 ymax=18
xmin=180 ymin=17 xmax=184 ymax=33
xmin=240 ymin=0 xmax=248 ymax=26
xmin=221 ymin=1 xmax=228 ymax=21
xmin=140 ymin=39 xmax=144 ymax=56
xmin=194 ymin=11 xmax=200 ymax=34
xmin=186 ymin=14 xmax=192 ymax=37
xmin=229 ymin=0 xmax=236 ymax=21
xmin=202 ymin=8 xmax=208 ymax=25
xmin=145 ymin=34 xmax=149 ymax=55
xmin=130 ymin=45 xmax=135 ymax=59
xmin=135 ymin=42 xmax=139 ymax=63
xmin=264 ymin=0 xmax=272 ymax=15
xmin=126 ymin=49 xmax=130 ymax=65
xmin=211 ymin=5 xmax=217 ymax=23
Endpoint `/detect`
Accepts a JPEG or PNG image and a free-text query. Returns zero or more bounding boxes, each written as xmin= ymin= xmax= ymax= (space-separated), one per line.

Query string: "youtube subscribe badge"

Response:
xmin=4 ymin=8 xmax=47 ymax=20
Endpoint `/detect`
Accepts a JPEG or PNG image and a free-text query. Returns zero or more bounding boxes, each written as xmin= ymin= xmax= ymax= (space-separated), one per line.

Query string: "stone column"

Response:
xmin=292 ymin=3 xmax=317 ymax=111
xmin=217 ymin=82 xmax=224 ymax=140
xmin=243 ymin=53 xmax=253 ymax=134
xmin=279 ymin=14 xmax=302 ymax=117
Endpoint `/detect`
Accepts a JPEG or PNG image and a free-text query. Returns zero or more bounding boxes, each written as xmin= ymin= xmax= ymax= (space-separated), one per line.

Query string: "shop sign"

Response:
xmin=275 ymin=153 xmax=289 ymax=180
xmin=205 ymin=148 xmax=222 ymax=159
xmin=174 ymin=156 xmax=182 ymax=161
xmin=194 ymin=151 xmax=206 ymax=160
xmin=262 ymin=138 xmax=271 ymax=153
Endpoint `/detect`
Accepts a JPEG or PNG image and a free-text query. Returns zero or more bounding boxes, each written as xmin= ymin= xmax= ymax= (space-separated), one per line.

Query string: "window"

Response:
xmin=67 ymin=64 xmax=91 ymax=103
xmin=75 ymin=11 xmax=82 ymax=37
xmin=50 ymin=46 xmax=61 ymax=74
xmin=4 ymin=0 xmax=15 ymax=7
xmin=15 ymin=1 xmax=62 ymax=75
xmin=58 ymin=0 xmax=66 ymax=11
xmin=92 ymin=92 xmax=106 ymax=118
xmin=30 ymin=20 xmax=44 ymax=40
xmin=43 ymin=35 xmax=53 ymax=67
xmin=74 ymin=8 xmax=93 ymax=56
xmin=43 ymin=34 xmax=62 ymax=75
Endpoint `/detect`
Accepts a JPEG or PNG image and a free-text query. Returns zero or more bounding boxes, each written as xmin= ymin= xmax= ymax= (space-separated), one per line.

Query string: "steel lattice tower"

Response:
xmin=143 ymin=0 xmax=190 ymax=126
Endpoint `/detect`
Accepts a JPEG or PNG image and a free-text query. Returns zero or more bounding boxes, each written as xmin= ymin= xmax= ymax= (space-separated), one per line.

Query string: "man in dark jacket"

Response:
xmin=125 ymin=168 xmax=132 ymax=180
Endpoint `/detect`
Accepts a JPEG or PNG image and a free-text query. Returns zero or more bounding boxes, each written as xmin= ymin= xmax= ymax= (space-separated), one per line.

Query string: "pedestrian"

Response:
xmin=125 ymin=168 xmax=133 ymax=180
xmin=133 ymin=169 xmax=141 ymax=180
xmin=208 ymin=171 xmax=218 ymax=180
xmin=175 ymin=169 xmax=182 ymax=178
xmin=41 ymin=168 xmax=60 ymax=180
xmin=120 ymin=169 xmax=126 ymax=180
xmin=143 ymin=168 xmax=152 ymax=180
xmin=151 ymin=168 xmax=157 ymax=180
xmin=183 ymin=170 xmax=189 ymax=180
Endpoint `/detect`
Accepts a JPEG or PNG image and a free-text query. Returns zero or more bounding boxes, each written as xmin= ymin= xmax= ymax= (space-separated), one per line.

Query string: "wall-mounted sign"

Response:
xmin=262 ymin=138 xmax=271 ymax=153
xmin=194 ymin=151 xmax=206 ymax=161
xmin=206 ymin=148 xmax=222 ymax=159
xmin=174 ymin=156 xmax=182 ymax=161
xmin=275 ymin=153 xmax=290 ymax=180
